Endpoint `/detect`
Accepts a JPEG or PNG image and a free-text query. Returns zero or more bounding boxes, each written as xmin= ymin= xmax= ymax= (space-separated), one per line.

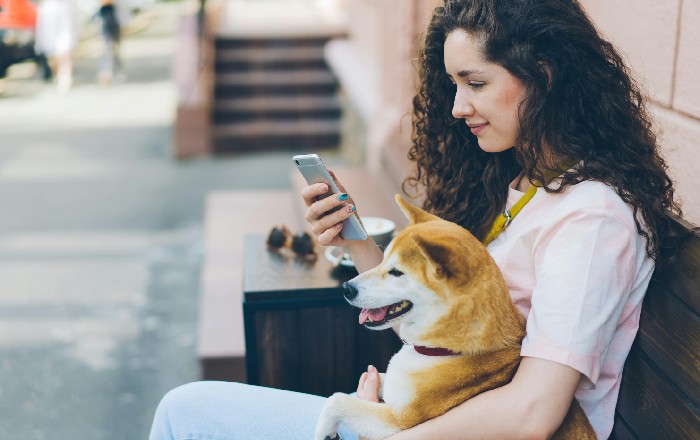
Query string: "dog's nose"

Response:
xmin=342 ymin=281 xmax=358 ymax=300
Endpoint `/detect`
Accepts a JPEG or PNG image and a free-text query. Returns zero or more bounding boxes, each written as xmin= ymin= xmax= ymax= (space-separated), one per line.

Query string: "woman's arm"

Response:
xmin=386 ymin=357 xmax=582 ymax=440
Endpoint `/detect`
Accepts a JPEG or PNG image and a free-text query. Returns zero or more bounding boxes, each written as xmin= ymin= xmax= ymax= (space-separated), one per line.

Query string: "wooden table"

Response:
xmin=242 ymin=234 xmax=402 ymax=397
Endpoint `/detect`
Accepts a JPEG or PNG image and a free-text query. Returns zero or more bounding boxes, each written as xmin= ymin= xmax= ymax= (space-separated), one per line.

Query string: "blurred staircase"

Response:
xmin=211 ymin=36 xmax=343 ymax=153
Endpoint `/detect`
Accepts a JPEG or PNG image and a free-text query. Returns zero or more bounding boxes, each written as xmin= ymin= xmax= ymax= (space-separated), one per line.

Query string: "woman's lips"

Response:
xmin=469 ymin=123 xmax=489 ymax=136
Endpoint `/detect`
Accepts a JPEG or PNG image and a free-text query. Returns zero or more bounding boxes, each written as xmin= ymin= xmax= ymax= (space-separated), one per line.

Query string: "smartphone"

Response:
xmin=293 ymin=154 xmax=368 ymax=241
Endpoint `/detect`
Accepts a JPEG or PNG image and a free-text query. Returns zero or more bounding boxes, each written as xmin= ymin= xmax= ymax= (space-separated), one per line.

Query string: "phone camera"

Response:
xmin=295 ymin=160 xmax=299 ymax=165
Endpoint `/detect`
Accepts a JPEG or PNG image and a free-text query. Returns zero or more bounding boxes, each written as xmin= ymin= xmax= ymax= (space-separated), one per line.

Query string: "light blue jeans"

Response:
xmin=149 ymin=381 xmax=359 ymax=440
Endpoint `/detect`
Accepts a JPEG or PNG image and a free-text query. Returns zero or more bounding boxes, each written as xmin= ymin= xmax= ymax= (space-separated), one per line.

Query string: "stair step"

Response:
xmin=213 ymin=96 xmax=341 ymax=122
xmin=215 ymin=46 xmax=328 ymax=72
xmin=215 ymin=69 xmax=337 ymax=98
xmin=213 ymin=133 xmax=340 ymax=153
xmin=213 ymin=109 xmax=341 ymax=123
xmin=212 ymin=119 xmax=340 ymax=152
xmin=217 ymin=46 xmax=326 ymax=64
xmin=216 ymin=59 xmax=327 ymax=73
xmin=216 ymin=70 xmax=336 ymax=87
xmin=214 ymin=119 xmax=340 ymax=137
xmin=215 ymin=37 xmax=331 ymax=50
xmin=215 ymin=85 xmax=337 ymax=98
xmin=215 ymin=96 xmax=339 ymax=112
xmin=215 ymin=70 xmax=337 ymax=97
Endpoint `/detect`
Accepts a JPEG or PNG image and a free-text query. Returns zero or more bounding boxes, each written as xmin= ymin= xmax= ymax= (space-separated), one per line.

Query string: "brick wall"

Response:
xmin=580 ymin=0 xmax=700 ymax=225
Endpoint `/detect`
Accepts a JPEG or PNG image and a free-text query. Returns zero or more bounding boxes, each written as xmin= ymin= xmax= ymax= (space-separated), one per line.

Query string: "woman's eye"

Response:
xmin=469 ymin=82 xmax=485 ymax=89
xmin=388 ymin=268 xmax=404 ymax=277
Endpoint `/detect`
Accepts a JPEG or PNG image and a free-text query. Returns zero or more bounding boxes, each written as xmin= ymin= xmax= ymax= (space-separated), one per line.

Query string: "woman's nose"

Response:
xmin=452 ymin=88 xmax=475 ymax=119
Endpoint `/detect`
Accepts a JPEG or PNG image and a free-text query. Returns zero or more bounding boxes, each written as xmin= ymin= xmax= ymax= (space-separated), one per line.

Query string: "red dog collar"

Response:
xmin=413 ymin=345 xmax=460 ymax=356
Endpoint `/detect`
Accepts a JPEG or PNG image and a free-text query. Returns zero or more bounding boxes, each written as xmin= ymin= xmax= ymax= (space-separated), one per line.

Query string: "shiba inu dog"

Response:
xmin=315 ymin=195 xmax=595 ymax=440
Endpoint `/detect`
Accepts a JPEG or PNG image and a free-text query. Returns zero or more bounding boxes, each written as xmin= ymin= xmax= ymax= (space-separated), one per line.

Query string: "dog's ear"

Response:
xmin=412 ymin=236 xmax=454 ymax=279
xmin=395 ymin=194 xmax=439 ymax=225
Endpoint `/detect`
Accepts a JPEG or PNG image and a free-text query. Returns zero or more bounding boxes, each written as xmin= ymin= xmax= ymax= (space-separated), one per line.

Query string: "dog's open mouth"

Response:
xmin=359 ymin=300 xmax=413 ymax=327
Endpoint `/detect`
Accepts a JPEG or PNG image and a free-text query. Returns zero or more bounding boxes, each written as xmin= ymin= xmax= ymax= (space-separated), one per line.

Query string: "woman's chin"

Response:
xmin=477 ymin=140 xmax=513 ymax=154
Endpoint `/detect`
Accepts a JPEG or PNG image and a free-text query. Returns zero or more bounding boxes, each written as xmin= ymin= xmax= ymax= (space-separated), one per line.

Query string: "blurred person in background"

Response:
xmin=34 ymin=0 xmax=79 ymax=92
xmin=95 ymin=0 xmax=124 ymax=84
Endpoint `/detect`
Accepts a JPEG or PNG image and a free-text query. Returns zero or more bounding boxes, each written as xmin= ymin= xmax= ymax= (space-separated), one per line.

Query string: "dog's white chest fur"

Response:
xmin=382 ymin=345 xmax=446 ymax=410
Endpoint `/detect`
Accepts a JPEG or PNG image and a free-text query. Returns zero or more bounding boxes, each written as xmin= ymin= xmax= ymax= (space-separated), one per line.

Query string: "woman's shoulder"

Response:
xmin=540 ymin=180 xmax=637 ymax=229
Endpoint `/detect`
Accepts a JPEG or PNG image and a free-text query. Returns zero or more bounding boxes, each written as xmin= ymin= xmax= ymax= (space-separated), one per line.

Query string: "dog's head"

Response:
xmin=343 ymin=195 xmax=524 ymax=354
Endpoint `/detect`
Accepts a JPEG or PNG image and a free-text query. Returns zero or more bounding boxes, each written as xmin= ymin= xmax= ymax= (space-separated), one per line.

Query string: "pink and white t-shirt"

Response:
xmin=486 ymin=178 xmax=654 ymax=439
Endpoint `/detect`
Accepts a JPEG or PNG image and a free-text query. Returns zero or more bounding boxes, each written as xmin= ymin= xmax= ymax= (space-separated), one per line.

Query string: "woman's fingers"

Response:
xmin=316 ymin=222 xmax=343 ymax=246
xmin=311 ymin=203 xmax=356 ymax=235
xmin=357 ymin=372 xmax=369 ymax=399
xmin=356 ymin=365 xmax=380 ymax=403
xmin=364 ymin=365 xmax=380 ymax=402
xmin=300 ymin=171 xmax=358 ymax=247
xmin=305 ymin=191 xmax=353 ymax=223
xmin=301 ymin=182 xmax=329 ymax=208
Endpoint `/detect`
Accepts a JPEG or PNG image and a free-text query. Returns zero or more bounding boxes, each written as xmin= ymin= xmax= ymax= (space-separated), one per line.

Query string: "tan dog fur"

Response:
xmin=315 ymin=195 xmax=596 ymax=440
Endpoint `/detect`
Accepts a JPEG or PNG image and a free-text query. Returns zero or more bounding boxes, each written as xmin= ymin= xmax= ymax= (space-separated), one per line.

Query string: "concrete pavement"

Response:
xmin=0 ymin=3 xmax=329 ymax=438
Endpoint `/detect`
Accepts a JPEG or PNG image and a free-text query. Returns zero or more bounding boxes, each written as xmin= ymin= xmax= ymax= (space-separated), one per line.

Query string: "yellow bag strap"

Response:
xmin=483 ymin=164 xmax=574 ymax=246
xmin=483 ymin=184 xmax=538 ymax=246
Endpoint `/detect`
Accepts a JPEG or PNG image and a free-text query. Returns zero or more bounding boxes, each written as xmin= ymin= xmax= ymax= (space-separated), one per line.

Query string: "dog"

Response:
xmin=315 ymin=195 xmax=596 ymax=440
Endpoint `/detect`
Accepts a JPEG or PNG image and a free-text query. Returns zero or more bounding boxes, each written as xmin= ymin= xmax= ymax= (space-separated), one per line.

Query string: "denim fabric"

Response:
xmin=149 ymin=381 xmax=359 ymax=440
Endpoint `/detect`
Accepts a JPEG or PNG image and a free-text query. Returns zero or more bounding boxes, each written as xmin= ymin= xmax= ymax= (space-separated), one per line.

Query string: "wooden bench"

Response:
xmin=198 ymin=190 xmax=302 ymax=381
xmin=610 ymin=216 xmax=700 ymax=439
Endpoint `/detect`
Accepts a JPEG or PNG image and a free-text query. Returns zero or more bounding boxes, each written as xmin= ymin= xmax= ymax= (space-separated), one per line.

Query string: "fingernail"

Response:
xmin=368 ymin=365 xmax=375 ymax=373
xmin=338 ymin=193 xmax=348 ymax=201
xmin=347 ymin=205 xmax=356 ymax=213
xmin=320 ymin=184 xmax=328 ymax=192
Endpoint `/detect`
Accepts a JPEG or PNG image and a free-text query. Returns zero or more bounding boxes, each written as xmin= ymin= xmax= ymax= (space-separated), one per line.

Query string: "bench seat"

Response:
xmin=611 ymin=216 xmax=700 ymax=439
xmin=198 ymin=190 xmax=301 ymax=381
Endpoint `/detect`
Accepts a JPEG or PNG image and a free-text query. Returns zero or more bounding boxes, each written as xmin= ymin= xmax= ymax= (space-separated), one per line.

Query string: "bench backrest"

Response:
xmin=611 ymin=217 xmax=700 ymax=439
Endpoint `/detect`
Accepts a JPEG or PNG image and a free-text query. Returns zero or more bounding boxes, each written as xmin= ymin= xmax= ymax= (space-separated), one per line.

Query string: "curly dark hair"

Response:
xmin=405 ymin=0 xmax=685 ymax=261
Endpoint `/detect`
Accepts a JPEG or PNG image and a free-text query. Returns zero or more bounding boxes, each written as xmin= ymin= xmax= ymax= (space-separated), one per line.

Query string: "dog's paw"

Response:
xmin=315 ymin=428 xmax=340 ymax=440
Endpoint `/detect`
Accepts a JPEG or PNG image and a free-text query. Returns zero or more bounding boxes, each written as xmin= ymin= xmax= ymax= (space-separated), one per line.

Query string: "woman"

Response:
xmin=34 ymin=0 xmax=79 ymax=92
xmin=150 ymin=1 xmax=684 ymax=439
xmin=95 ymin=0 xmax=124 ymax=83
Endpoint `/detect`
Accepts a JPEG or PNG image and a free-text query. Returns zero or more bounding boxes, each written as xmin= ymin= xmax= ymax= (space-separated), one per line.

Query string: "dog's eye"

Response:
xmin=388 ymin=268 xmax=404 ymax=277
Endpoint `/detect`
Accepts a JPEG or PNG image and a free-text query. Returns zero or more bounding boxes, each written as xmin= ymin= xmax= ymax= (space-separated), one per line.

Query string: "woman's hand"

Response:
xmin=301 ymin=170 xmax=359 ymax=248
xmin=357 ymin=365 xmax=381 ymax=403
xmin=301 ymin=170 xmax=384 ymax=272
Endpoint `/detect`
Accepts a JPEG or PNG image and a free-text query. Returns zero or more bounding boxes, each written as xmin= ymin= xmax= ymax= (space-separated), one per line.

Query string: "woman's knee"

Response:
xmin=157 ymin=381 xmax=239 ymax=414
xmin=151 ymin=381 xmax=242 ymax=439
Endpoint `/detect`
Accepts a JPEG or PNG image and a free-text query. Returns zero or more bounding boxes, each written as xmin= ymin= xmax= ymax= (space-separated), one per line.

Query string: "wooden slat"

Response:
xmin=299 ymin=307 xmax=336 ymax=396
xmin=636 ymin=280 xmax=700 ymax=406
xmin=356 ymin=325 xmax=404 ymax=379
xmin=610 ymin=414 xmax=638 ymax=440
xmin=651 ymin=219 xmax=700 ymax=315
xmin=333 ymin=306 xmax=361 ymax=394
xmin=255 ymin=310 xmax=300 ymax=391
xmin=613 ymin=217 xmax=700 ymax=439
xmin=616 ymin=351 xmax=700 ymax=439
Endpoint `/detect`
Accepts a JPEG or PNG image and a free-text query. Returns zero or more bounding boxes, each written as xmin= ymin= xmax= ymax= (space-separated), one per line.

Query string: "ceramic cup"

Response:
xmin=361 ymin=216 xmax=396 ymax=249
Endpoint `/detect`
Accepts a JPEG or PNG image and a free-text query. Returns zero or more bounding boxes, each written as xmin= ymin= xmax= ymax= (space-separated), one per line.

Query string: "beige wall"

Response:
xmin=335 ymin=0 xmax=699 ymax=225
xmin=579 ymin=0 xmax=700 ymax=225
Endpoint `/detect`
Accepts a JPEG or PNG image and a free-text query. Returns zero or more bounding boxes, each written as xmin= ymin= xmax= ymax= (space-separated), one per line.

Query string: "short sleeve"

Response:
xmin=520 ymin=208 xmax=637 ymax=388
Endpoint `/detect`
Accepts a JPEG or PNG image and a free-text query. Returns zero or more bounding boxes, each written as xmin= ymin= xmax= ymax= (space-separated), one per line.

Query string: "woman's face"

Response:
xmin=444 ymin=29 xmax=527 ymax=153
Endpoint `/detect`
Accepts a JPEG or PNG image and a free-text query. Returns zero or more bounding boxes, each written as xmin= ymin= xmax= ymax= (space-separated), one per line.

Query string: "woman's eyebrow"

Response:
xmin=457 ymin=69 xmax=485 ymax=77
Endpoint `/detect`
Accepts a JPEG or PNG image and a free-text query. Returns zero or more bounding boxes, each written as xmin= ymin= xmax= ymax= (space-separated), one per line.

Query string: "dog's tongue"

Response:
xmin=359 ymin=306 xmax=389 ymax=324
